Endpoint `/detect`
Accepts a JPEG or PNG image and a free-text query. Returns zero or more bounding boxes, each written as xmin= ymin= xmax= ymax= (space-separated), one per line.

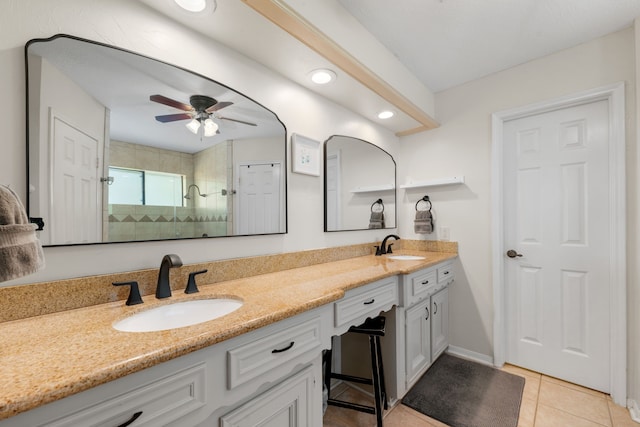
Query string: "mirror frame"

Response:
xmin=25 ymin=34 xmax=288 ymax=246
xmin=323 ymin=135 xmax=397 ymax=232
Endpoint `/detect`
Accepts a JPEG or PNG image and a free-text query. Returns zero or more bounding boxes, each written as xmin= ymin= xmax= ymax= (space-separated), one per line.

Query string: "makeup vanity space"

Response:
xmin=0 ymin=250 xmax=456 ymax=427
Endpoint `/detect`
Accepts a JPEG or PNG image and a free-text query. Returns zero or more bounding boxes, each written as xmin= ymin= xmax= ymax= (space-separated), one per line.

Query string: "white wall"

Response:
xmin=399 ymin=27 xmax=637 ymax=368
xmin=0 ymin=0 xmax=399 ymax=285
xmin=631 ymin=18 xmax=640 ymax=418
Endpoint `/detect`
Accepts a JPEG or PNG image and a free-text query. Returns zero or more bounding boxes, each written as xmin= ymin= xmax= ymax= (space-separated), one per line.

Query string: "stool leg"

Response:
xmin=370 ymin=335 xmax=384 ymax=427
xmin=323 ymin=339 xmax=333 ymax=400
xmin=375 ymin=336 xmax=388 ymax=410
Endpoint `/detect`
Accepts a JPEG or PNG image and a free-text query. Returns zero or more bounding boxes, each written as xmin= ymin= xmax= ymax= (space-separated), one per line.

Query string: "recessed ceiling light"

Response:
xmin=174 ymin=0 xmax=209 ymax=13
xmin=309 ymin=69 xmax=336 ymax=85
xmin=377 ymin=110 xmax=394 ymax=119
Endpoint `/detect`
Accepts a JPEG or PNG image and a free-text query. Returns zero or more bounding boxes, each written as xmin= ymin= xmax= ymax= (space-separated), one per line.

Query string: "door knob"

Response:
xmin=506 ymin=249 xmax=523 ymax=258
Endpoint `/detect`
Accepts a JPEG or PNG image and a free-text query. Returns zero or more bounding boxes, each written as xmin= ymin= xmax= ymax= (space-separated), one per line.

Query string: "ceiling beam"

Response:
xmin=241 ymin=0 xmax=439 ymax=134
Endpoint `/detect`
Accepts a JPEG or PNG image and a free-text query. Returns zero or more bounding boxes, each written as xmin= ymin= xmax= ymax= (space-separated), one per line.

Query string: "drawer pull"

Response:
xmin=421 ymin=280 xmax=429 ymax=285
xmin=117 ymin=411 xmax=143 ymax=427
xmin=363 ymin=298 xmax=375 ymax=305
xmin=272 ymin=341 xmax=295 ymax=354
xmin=443 ymin=271 xmax=450 ymax=275
xmin=434 ymin=301 xmax=438 ymax=314
xmin=425 ymin=306 xmax=430 ymax=320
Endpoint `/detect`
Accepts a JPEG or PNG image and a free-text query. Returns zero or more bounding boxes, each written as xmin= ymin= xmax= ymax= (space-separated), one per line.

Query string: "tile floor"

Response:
xmin=323 ymin=364 xmax=638 ymax=427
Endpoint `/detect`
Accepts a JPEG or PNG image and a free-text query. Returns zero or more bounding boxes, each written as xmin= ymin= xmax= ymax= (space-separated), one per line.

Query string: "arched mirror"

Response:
xmin=324 ymin=135 xmax=396 ymax=231
xmin=26 ymin=35 xmax=287 ymax=246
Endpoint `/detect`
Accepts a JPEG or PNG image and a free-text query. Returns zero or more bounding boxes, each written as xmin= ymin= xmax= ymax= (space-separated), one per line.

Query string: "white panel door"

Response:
xmin=51 ymin=117 xmax=101 ymax=245
xmin=220 ymin=366 xmax=315 ymax=427
xmin=431 ymin=287 xmax=449 ymax=360
xmin=503 ymin=99 xmax=610 ymax=392
xmin=237 ymin=163 xmax=281 ymax=235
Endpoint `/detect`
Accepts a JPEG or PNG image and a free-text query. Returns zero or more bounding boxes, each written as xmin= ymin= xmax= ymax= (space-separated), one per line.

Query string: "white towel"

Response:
xmin=0 ymin=185 xmax=45 ymax=282
xmin=414 ymin=209 xmax=433 ymax=234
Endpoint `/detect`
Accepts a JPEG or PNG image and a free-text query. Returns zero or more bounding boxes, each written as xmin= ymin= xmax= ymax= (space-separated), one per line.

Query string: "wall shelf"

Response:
xmin=350 ymin=184 xmax=396 ymax=194
xmin=400 ymin=176 xmax=465 ymax=189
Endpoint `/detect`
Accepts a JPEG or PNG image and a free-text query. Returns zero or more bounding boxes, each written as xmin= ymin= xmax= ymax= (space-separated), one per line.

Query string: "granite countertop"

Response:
xmin=0 ymin=250 xmax=456 ymax=420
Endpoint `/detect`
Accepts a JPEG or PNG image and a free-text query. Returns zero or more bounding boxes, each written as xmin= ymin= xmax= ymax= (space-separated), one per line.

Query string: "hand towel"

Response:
xmin=0 ymin=185 xmax=45 ymax=282
xmin=369 ymin=211 xmax=385 ymax=229
xmin=414 ymin=209 xmax=433 ymax=234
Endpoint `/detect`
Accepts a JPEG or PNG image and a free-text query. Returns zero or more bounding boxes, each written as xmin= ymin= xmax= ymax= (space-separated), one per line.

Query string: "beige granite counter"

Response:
xmin=0 ymin=246 xmax=456 ymax=420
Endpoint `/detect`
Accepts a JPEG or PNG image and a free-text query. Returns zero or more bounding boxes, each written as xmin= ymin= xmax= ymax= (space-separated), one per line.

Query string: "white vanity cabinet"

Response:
xmin=398 ymin=261 xmax=454 ymax=394
xmin=2 ymin=306 xmax=331 ymax=427
xmin=0 ymin=348 xmax=213 ymax=427
xmin=405 ymin=297 xmax=431 ymax=385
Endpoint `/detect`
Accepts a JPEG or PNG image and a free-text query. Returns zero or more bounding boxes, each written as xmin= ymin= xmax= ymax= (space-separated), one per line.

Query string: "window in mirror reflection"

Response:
xmin=108 ymin=167 xmax=185 ymax=207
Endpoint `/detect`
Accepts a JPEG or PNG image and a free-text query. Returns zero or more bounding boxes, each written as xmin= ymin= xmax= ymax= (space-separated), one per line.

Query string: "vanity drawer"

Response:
xmin=410 ymin=269 xmax=438 ymax=301
xmin=334 ymin=277 xmax=398 ymax=329
xmin=227 ymin=317 xmax=322 ymax=389
xmin=40 ymin=363 xmax=207 ymax=427
xmin=437 ymin=263 xmax=454 ymax=284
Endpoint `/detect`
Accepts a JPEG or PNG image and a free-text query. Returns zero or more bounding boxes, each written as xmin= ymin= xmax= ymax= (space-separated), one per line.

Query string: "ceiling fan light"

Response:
xmin=186 ymin=118 xmax=201 ymax=134
xmin=174 ymin=0 xmax=208 ymax=12
xmin=203 ymin=118 xmax=219 ymax=137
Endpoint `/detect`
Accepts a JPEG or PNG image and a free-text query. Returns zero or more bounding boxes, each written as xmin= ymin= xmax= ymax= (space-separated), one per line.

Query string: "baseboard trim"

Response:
xmin=628 ymin=399 xmax=640 ymax=423
xmin=446 ymin=346 xmax=494 ymax=366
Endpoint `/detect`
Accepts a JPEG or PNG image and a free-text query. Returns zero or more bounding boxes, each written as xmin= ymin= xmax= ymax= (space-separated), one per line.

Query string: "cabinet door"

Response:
xmin=220 ymin=366 xmax=315 ymax=427
xmin=431 ymin=287 xmax=449 ymax=360
xmin=405 ymin=299 xmax=431 ymax=385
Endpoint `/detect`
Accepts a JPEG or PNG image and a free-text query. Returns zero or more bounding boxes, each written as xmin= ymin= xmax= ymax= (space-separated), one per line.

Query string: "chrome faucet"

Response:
xmin=376 ymin=234 xmax=400 ymax=256
xmin=156 ymin=254 xmax=183 ymax=299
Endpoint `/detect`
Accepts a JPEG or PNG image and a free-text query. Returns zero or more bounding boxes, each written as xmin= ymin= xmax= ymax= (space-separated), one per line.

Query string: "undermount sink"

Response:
xmin=386 ymin=255 xmax=426 ymax=261
xmin=113 ymin=298 xmax=243 ymax=332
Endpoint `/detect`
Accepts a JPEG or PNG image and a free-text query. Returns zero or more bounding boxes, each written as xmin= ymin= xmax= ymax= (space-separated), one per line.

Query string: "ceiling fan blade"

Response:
xmin=154 ymin=113 xmax=192 ymax=123
xmin=150 ymin=94 xmax=193 ymax=112
xmin=206 ymin=101 xmax=233 ymax=113
xmin=219 ymin=116 xmax=257 ymax=126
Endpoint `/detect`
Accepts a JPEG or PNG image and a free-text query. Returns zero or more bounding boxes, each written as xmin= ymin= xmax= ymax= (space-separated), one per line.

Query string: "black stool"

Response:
xmin=323 ymin=315 xmax=387 ymax=427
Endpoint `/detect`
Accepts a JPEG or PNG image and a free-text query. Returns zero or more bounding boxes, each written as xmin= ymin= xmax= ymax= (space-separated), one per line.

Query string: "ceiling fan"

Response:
xmin=150 ymin=94 xmax=257 ymax=137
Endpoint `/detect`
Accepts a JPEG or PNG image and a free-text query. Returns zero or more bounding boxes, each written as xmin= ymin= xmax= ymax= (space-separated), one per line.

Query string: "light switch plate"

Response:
xmin=440 ymin=226 xmax=450 ymax=241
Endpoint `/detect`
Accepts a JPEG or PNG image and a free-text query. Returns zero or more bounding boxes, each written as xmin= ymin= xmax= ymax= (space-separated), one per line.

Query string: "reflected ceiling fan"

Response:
xmin=150 ymin=94 xmax=257 ymax=137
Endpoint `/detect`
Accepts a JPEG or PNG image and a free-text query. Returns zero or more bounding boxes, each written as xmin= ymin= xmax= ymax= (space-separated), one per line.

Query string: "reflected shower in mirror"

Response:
xmin=26 ymin=35 xmax=287 ymax=246
xmin=324 ymin=135 xmax=396 ymax=231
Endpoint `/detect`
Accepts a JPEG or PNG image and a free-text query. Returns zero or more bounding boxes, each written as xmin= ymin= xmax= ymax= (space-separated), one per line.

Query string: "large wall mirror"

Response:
xmin=26 ymin=35 xmax=287 ymax=246
xmin=324 ymin=135 xmax=396 ymax=231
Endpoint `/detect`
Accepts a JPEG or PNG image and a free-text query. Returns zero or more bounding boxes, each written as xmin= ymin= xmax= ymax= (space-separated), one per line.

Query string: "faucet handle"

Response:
xmin=113 ymin=281 xmax=144 ymax=306
xmin=374 ymin=245 xmax=383 ymax=256
xmin=185 ymin=270 xmax=208 ymax=294
xmin=387 ymin=243 xmax=394 ymax=254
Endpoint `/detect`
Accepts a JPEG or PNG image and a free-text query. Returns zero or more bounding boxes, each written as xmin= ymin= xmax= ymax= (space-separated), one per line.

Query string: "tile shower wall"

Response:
xmin=106 ymin=140 xmax=232 ymax=241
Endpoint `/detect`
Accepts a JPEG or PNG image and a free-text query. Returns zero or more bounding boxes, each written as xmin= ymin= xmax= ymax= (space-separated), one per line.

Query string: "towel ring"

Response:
xmin=371 ymin=198 xmax=385 ymax=213
xmin=415 ymin=195 xmax=432 ymax=211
